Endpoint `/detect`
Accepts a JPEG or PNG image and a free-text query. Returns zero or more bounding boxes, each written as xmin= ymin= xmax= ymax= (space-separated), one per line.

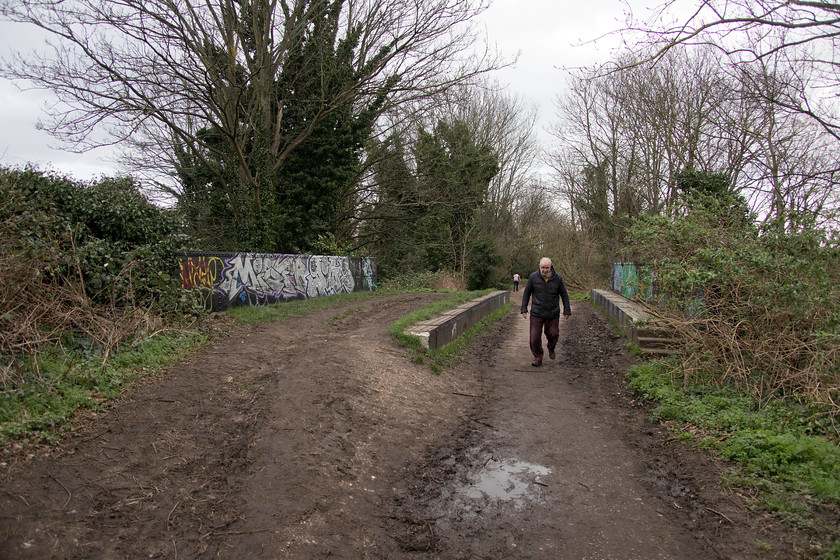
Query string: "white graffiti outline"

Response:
xmin=214 ymin=254 xmax=364 ymax=304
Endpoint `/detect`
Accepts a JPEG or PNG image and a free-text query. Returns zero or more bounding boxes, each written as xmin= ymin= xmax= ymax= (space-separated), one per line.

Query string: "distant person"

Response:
xmin=512 ymin=273 xmax=521 ymax=292
xmin=520 ymin=257 xmax=571 ymax=367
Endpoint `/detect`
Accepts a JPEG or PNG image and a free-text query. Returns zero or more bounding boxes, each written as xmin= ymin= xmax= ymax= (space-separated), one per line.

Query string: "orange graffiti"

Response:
xmin=180 ymin=256 xmax=224 ymax=289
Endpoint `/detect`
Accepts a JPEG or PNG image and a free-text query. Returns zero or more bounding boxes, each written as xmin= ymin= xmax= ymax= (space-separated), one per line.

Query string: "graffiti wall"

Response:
xmin=179 ymin=253 xmax=377 ymax=311
xmin=611 ymin=262 xmax=657 ymax=300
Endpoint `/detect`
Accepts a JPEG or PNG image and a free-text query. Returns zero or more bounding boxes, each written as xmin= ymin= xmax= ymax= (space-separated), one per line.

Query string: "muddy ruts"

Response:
xmin=179 ymin=253 xmax=377 ymax=311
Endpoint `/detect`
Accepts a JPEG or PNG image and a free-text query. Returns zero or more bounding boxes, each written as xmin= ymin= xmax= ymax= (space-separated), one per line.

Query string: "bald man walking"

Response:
xmin=520 ymin=257 xmax=571 ymax=367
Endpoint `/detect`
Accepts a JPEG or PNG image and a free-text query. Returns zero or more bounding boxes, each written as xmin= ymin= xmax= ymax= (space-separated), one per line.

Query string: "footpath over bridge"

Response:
xmin=403 ymin=286 xmax=673 ymax=356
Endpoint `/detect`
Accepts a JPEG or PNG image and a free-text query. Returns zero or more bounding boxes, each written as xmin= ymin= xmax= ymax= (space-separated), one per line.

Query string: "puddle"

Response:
xmin=457 ymin=456 xmax=551 ymax=508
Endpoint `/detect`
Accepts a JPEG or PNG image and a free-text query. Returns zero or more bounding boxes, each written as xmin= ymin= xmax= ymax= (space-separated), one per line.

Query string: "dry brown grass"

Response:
xmin=430 ymin=270 xmax=466 ymax=291
xmin=644 ymin=295 xmax=840 ymax=416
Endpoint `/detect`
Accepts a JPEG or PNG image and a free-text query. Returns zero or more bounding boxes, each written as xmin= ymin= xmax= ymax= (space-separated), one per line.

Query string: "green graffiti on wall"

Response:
xmin=612 ymin=263 xmax=656 ymax=301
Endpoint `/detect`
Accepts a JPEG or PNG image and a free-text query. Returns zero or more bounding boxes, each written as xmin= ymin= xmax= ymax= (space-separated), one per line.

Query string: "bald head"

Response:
xmin=539 ymin=258 xmax=552 ymax=279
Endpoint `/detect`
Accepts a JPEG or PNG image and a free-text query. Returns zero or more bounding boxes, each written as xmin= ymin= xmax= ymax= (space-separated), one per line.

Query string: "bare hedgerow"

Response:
xmin=646 ymin=294 xmax=840 ymax=415
xmin=0 ymin=167 xmax=191 ymax=390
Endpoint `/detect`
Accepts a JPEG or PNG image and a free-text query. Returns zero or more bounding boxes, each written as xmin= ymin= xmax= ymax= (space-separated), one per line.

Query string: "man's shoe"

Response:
xmin=549 ymin=350 xmax=556 ymax=360
xmin=531 ymin=360 xmax=541 ymax=367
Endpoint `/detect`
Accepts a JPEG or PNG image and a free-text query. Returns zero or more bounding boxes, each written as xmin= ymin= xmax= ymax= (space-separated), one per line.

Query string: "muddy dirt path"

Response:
xmin=1 ymin=291 xmax=801 ymax=559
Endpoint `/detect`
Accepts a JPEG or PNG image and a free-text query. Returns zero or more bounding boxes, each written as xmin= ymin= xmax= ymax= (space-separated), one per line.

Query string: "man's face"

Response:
xmin=540 ymin=261 xmax=551 ymax=276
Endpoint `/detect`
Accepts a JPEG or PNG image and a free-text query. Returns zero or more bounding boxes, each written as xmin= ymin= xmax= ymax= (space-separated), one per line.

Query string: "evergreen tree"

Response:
xmin=367 ymin=119 xmax=499 ymax=284
xmin=271 ymin=4 xmax=385 ymax=253
xmin=362 ymin=134 xmax=423 ymax=278
xmin=174 ymin=1 xmax=385 ymax=253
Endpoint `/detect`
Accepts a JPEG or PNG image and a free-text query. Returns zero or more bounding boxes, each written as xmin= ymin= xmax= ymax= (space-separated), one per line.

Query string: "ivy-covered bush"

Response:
xmin=0 ymin=166 xmax=193 ymax=381
xmin=625 ymin=193 xmax=840 ymax=409
xmin=5 ymin=169 xmax=190 ymax=304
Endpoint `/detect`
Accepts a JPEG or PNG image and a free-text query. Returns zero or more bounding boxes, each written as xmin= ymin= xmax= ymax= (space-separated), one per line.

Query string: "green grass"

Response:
xmin=1 ymin=329 xmax=208 ymax=445
xmin=425 ymin=304 xmax=511 ymax=372
xmin=628 ymin=360 xmax=840 ymax=555
xmin=226 ymin=291 xmax=381 ymax=324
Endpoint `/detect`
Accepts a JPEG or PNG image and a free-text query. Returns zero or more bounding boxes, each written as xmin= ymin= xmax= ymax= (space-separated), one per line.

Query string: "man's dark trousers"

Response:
xmin=529 ymin=315 xmax=559 ymax=364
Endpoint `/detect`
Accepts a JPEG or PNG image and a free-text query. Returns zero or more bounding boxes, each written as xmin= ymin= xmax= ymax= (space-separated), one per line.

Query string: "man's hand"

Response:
xmin=521 ymin=312 xmax=528 ymax=319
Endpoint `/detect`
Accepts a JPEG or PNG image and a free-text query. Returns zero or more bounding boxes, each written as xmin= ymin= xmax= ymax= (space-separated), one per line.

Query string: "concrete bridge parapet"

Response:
xmin=407 ymin=290 xmax=510 ymax=350
xmin=591 ymin=289 xmax=676 ymax=356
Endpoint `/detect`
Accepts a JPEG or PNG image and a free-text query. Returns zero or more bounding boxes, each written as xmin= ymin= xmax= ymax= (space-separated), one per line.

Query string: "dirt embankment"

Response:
xmin=0 ymin=291 xmax=806 ymax=559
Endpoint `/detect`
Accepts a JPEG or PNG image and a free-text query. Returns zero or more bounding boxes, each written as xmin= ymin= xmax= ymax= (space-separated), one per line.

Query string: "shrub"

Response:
xmin=625 ymin=195 xmax=840 ymax=411
xmin=0 ymin=166 xmax=193 ymax=389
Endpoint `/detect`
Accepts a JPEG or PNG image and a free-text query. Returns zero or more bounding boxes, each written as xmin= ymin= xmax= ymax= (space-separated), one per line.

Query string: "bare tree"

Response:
xmin=354 ymin=80 xmax=540 ymax=278
xmin=625 ymin=0 xmax=840 ymax=137
xmin=550 ymin=54 xmax=649 ymax=235
xmin=551 ymin=47 xmax=741 ymax=281
xmin=732 ymin=57 xmax=840 ymax=228
xmin=0 ymin=0 xmax=501 ymax=248
xmin=553 ymin=41 xmax=840 ymax=233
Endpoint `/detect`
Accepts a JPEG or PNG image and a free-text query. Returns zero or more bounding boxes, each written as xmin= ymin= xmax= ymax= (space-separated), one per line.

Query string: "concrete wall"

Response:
xmin=179 ymin=253 xmax=377 ymax=311
xmin=407 ymin=291 xmax=510 ymax=350
xmin=592 ymin=288 xmax=675 ymax=356
xmin=591 ymin=289 xmax=651 ymax=346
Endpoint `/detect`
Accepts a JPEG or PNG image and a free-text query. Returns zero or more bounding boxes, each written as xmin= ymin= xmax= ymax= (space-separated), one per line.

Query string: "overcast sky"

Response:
xmin=0 ymin=0 xmax=665 ymax=181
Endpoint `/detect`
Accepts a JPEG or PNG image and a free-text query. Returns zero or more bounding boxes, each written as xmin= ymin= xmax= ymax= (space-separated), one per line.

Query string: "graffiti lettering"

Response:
xmin=180 ymin=256 xmax=225 ymax=290
xmin=611 ymin=262 xmax=656 ymax=300
xmin=180 ymin=253 xmax=377 ymax=311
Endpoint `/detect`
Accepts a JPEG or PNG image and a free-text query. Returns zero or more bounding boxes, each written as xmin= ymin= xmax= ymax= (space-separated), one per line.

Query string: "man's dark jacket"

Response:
xmin=520 ymin=268 xmax=571 ymax=319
